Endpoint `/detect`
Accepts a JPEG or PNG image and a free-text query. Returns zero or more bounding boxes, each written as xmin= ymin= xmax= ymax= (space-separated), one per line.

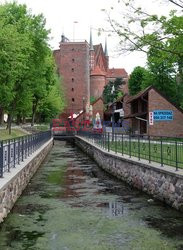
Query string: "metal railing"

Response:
xmin=78 ymin=131 xmax=183 ymax=171
xmin=0 ymin=130 xmax=52 ymax=178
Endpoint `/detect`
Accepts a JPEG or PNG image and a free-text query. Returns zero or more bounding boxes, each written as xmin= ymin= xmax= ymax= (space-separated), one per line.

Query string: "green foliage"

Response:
xmin=90 ymin=96 xmax=96 ymax=104
xmin=105 ymin=0 xmax=183 ymax=106
xmin=129 ymin=67 xmax=150 ymax=95
xmin=0 ymin=2 xmax=65 ymax=130
xmin=103 ymin=78 xmax=124 ymax=104
xmin=117 ymin=91 xmax=124 ymax=99
xmin=38 ymin=75 xmax=65 ymax=122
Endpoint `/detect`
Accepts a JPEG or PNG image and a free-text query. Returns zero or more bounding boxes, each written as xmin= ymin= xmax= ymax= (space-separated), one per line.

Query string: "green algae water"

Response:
xmin=0 ymin=140 xmax=183 ymax=250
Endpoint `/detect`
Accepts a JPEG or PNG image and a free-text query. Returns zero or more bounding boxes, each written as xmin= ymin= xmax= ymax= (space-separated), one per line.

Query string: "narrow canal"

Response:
xmin=0 ymin=140 xmax=183 ymax=250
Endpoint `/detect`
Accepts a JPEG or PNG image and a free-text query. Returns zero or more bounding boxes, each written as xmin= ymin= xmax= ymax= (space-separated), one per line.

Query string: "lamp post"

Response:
xmin=82 ymin=96 xmax=85 ymax=126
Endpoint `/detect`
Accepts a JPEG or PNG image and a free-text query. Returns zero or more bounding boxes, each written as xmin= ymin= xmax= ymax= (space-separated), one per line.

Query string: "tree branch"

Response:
xmin=168 ymin=0 xmax=183 ymax=8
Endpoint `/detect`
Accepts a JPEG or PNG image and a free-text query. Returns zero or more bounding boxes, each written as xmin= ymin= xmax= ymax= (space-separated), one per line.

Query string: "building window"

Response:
xmin=72 ymin=58 xmax=75 ymax=62
xmin=72 ymin=78 xmax=74 ymax=82
xmin=72 ymin=48 xmax=74 ymax=51
xmin=72 ymin=68 xmax=74 ymax=72
xmin=72 ymin=98 xmax=75 ymax=102
xmin=72 ymin=88 xmax=74 ymax=91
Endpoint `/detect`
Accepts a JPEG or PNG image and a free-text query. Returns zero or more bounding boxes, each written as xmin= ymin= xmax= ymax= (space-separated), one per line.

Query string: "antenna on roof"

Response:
xmin=105 ymin=37 xmax=108 ymax=56
xmin=90 ymin=27 xmax=94 ymax=51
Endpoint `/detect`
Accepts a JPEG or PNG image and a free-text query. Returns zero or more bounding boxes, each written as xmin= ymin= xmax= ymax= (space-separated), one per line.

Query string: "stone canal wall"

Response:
xmin=0 ymin=139 xmax=53 ymax=222
xmin=75 ymin=136 xmax=183 ymax=211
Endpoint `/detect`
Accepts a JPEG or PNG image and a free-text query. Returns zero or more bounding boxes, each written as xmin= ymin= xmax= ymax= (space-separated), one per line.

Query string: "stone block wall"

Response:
xmin=75 ymin=137 xmax=183 ymax=211
xmin=0 ymin=139 xmax=53 ymax=222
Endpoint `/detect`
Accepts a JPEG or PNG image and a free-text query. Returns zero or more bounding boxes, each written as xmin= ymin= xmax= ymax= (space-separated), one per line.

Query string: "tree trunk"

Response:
xmin=16 ymin=113 xmax=21 ymax=125
xmin=0 ymin=107 xmax=4 ymax=126
xmin=31 ymin=100 xmax=38 ymax=127
xmin=6 ymin=114 xmax=12 ymax=135
xmin=22 ymin=116 xmax=26 ymax=124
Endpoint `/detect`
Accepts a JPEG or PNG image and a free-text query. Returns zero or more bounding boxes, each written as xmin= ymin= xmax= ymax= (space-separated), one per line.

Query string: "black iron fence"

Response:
xmin=0 ymin=130 xmax=52 ymax=178
xmin=78 ymin=131 xmax=183 ymax=171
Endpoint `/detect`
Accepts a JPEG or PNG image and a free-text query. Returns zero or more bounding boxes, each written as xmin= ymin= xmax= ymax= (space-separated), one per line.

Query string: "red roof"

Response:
xmin=91 ymin=96 xmax=103 ymax=106
xmin=107 ymin=68 xmax=128 ymax=78
xmin=93 ymin=44 xmax=102 ymax=59
xmin=90 ymin=66 xmax=106 ymax=76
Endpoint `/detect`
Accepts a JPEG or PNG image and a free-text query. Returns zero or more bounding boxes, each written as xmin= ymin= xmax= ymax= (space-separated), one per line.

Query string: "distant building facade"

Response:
xmin=111 ymin=86 xmax=183 ymax=137
xmin=53 ymin=32 xmax=128 ymax=119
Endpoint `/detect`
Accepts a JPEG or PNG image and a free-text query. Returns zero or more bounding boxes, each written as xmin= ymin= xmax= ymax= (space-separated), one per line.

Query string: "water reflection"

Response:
xmin=97 ymin=201 xmax=124 ymax=217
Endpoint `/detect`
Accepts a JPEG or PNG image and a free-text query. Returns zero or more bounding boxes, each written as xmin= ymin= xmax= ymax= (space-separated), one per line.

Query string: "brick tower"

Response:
xmin=53 ymin=32 xmax=128 ymax=120
xmin=54 ymin=35 xmax=90 ymax=117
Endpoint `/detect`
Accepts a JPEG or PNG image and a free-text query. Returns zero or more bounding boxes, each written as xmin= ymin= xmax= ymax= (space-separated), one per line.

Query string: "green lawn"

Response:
xmin=0 ymin=128 xmax=28 ymax=141
xmin=96 ymin=138 xmax=183 ymax=169
xmin=35 ymin=124 xmax=50 ymax=131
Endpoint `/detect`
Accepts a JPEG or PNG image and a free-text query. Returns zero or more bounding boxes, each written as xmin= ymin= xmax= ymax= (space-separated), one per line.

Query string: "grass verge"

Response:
xmin=0 ymin=128 xmax=28 ymax=141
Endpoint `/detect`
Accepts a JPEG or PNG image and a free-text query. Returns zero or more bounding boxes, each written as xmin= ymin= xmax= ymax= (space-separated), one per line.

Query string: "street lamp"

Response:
xmin=82 ymin=96 xmax=85 ymax=125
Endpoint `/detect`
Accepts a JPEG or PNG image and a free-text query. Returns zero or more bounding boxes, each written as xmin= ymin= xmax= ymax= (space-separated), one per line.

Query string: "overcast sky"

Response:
xmin=0 ymin=0 xmax=178 ymax=73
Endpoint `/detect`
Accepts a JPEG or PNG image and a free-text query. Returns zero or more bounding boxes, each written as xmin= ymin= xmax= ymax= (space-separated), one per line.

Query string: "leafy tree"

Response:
xmin=102 ymin=0 xmax=183 ymax=106
xmin=0 ymin=4 xmax=33 ymax=133
xmin=90 ymin=96 xmax=97 ymax=104
xmin=103 ymin=78 xmax=124 ymax=104
xmin=0 ymin=2 xmax=64 ymax=132
xmin=117 ymin=91 xmax=124 ymax=99
xmin=129 ymin=66 xmax=150 ymax=95
xmin=37 ymin=75 xmax=65 ymax=122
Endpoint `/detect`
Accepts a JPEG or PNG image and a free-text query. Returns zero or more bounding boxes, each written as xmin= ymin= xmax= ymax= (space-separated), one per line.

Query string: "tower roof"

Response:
xmin=90 ymin=66 xmax=106 ymax=76
xmin=105 ymin=37 xmax=108 ymax=56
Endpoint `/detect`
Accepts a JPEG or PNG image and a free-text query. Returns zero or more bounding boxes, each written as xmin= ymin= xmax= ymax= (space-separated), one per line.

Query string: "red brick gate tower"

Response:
xmin=54 ymin=35 xmax=90 ymax=118
xmin=53 ymin=32 xmax=128 ymax=121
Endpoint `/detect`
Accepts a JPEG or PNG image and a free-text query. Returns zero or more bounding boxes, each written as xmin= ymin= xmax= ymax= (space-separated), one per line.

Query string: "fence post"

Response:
xmin=160 ymin=137 xmax=163 ymax=167
xmin=175 ymin=141 xmax=178 ymax=171
xmin=0 ymin=141 xmax=3 ymax=178
xmin=129 ymin=133 xmax=131 ymax=158
xmin=25 ymin=136 xmax=27 ymax=159
xmin=104 ymin=132 xmax=106 ymax=150
xmin=14 ymin=138 xmax=16 ymax=168
xmin=108 ymin=132 xmax=110 ymax=152
xmin=8 ymin=140 xmax=10 ymax=172
xmin=28 ymin=135 xmax=30 ymax=157
xmin=148 ymin=136 xmax=151 ymax=163
xmin=138 ymin=135 xmax=140 ymax=161
xmin=115 ymin=133 xmax=117 ymax=154
xmin=121 ymin=134 xmax=123 ymax=156
xmin=22 ymin=137 xmax=24 ymax=162
xmin=26 ymin=135 xmax=28 ymax=158
xmin=32 ymin=134 xmax=35 ymax=153
xmin=18 ymin=138 xmax=20 ymax=164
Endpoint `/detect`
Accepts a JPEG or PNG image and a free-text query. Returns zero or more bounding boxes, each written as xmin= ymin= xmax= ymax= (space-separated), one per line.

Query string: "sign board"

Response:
xmin=114 ymin=108 xmax=124 ymax=117
xmin=153 ymin=110 xmax=173 ymax=121
xmin=149 ymin=112 xmax=154 ymax=125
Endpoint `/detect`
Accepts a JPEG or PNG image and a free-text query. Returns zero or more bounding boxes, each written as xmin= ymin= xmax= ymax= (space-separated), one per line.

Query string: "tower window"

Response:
xmin=72 ymin=48 xmax=74 ymax=51
xmin=72 ymin=98 xmax=75 ymax=102
xmin=72 ymin=88 xmax=74 ymax=91
xmin=72 ymin=58 xmax=75 ymax=62
xmin=72 ymin=68 xmax=74 ymax=72
xmin=72 ymin=78 xmax=74 ymax=82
